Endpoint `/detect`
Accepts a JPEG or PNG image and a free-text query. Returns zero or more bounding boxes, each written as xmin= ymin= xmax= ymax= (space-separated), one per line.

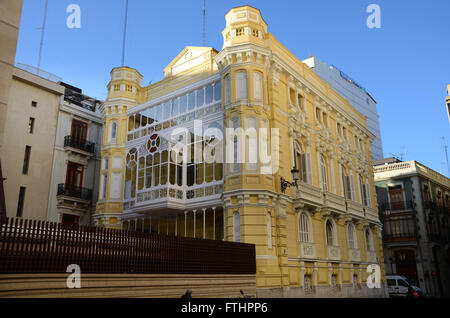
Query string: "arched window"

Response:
xmin=111 ymin=121 xmax=117 ymax=144
xmin=267 ymin=212 xmax=272 ymax=248
xmin=365 ymin=228 xmax=373 ymax=251
xmin=326 ymin=220 xmax=335 ymax=246
xmin=233 ymin=212 xmax=240 ymax=242
xmin=320 ymin=155 xmax=327 ymax=191
xmin=342 ymin=165 xmax=355 ymax=201
xmin=297 ymin=94 xmax=303 ymax=111
xmin=348 ymin=223 xmax=357 ymax=249
xmin=253 ymin=72 xmax=263 ymax=101
xmin=293 ymin=142 xmax=311 ymax=184
xmin=245 ymin=117 xmax=258 ymax=171
xmin=299 ymin=213 xmax=311 ymax=242
xmin=236 ymin=71 xmax=247 ymax=100
xmin=224 ymin=75 xmax=231 ymax=105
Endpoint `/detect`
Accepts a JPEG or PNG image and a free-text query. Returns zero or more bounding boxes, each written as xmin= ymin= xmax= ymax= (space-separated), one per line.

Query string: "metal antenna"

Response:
xmin=37 ymin=0 xmax=49 ymax=76
xmin=202 ymin=0 xmax=206 ymax=46
xmin=121 ymin=0 xmax=129 ymax=66
xmin=442 ymin=136 xmax=450 ymax=177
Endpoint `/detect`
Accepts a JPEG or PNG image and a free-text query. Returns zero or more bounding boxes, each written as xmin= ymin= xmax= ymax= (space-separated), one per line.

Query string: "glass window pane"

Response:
xmin=205 ymin=162 xmax=213 ymax=183
xmin=148 ymin=107 xmax=155 ymax=125
xmin=141 ymin=114 xmax=147 ymax=127
xmin=215 ymin=163 xmax=223 ymax=180
xmin=169 ymin=163 xmax=176 ymax=185
xmin=153 ymin=165 xmax=160 ymax=186
xmin=180 ymin=95 xmax=187 ymax=114
xmin=171 ymin=98 xmax=179 ymax=117
xmin=161 ymin=150 xmax=168 ymax=163
xmin=154 ymin=152 xmax=160 ymax=165
xmin=188 ymin=92 xmax=195 ymax=111
xmin=135 ymin=114 xmax=141 ymax=129
xmin=163 ymin=102 xmax=171 ymax=120
xmin=205 ymin=85 xmax=213 ymax=104
xmin=187 ymin=164 xmax=195 ymax=186
xmin=177 ymin=165 xmax=183 ymax=186
xmin=131 ymin=166 xmax=136 ymax=198
xmin=161 ymin=163 xmax=168 ymax=185
xmin=128 ymin=115 xmax=134 ymax=131
xmin=196 ymin=163 xmax=204 ymax=184
xmin=196 ymin=89 xmax=204 ymax=108
xmin=155 ymin=104 xmax=162 ymax=122
xmin=214 ymin=81 xmax=222 ymax=101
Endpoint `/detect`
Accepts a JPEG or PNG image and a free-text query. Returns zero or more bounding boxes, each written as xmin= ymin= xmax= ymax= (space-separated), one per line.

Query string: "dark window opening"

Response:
xmin=16 ymin=187 xmax=26 ymax=217
xmin=22 ymin=146 xmax=31 ymax=174
xmin=28 ymin=118 xmax=35 ymax=134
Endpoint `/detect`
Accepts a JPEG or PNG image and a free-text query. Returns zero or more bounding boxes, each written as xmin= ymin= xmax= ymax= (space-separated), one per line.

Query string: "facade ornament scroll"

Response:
xmin=270 ymin=62 xmax=282 ymax=86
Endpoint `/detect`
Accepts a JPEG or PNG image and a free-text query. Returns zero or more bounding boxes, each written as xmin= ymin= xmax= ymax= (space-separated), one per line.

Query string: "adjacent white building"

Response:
xmin=303 ymin=56 xmax=384 ymax=160
xmin=46 ymin=82 xmax=103 ymax=226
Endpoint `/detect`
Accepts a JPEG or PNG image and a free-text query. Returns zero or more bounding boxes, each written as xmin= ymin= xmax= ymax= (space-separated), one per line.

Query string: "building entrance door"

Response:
xmin=395 ymin=249 xmax=419 ymax=287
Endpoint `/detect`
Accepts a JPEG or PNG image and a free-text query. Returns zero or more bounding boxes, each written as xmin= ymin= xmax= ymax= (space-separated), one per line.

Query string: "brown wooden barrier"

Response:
xmin=0 ymin=218 xmax=256 ymax=275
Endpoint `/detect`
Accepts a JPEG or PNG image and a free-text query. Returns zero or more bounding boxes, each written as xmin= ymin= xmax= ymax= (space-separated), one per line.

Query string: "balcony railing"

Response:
xmin=380 ymin=200 xmax=414 ymax=212
xmin=57 ymin=183 xmax=92 ymax=201
xmin=298 ymin=241 xmax=316 ymax=259
xmin=64 ymin=135 xmax=95 ymax=154
xmin=367 ymin=250 xmax=377 ymax=263
xmin=327 ymin=245 xmax=341 ymax=261
xmin=384 ymin=232 xmax=417 ymax=243
xmin=348 ymin=248 xmax=361 ymax=262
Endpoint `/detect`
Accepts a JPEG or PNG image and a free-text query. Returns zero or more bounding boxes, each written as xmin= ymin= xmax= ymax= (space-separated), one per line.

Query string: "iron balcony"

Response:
xmin=380 ymin=200 xmax=414 ymax=212
xmin=57 ymin=183 xmax=93 ymax=201
xmin=64 ymin=135 xmax=95 ymax=154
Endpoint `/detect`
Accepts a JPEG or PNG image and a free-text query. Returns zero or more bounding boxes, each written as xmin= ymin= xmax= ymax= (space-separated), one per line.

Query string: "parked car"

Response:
xmin=386 ymin=275 xmax=423 ymax=298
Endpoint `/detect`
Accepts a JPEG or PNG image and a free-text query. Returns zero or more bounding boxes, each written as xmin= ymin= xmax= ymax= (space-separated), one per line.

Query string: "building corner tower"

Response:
xmin=214 ymin=6 xmax=289 ymax=291
xmin=94 ymin=66 xmax=143 ymax=228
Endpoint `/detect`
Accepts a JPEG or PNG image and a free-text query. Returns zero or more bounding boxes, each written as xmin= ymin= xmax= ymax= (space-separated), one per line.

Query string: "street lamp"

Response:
xmin=281 ymin=166 xmax=300 ymax=193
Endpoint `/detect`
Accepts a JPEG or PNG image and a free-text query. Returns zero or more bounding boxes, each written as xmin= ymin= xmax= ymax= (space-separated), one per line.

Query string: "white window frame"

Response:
xmin=298 ymin=212 xmax=312 ymax=243
xmin=236 ymin=71 xmax=247 ymax=101
xmin=233 ymin=211 xmax=240 ymax=242
xmin=347 ymin=223 xmax=357 ymax=249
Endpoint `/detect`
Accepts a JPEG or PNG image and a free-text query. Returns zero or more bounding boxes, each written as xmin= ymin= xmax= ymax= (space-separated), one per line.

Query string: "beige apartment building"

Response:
xmin=0 ymin=67 xmax=64 ymax=220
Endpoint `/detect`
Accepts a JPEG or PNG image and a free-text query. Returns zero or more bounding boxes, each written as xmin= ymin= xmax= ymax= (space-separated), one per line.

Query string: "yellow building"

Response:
xmin=95 ymin=6 xmax=387 ymax=297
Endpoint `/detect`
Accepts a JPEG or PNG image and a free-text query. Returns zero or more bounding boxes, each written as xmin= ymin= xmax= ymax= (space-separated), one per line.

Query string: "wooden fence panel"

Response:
xmin=0 ymin=217 xmax=255 ymax=275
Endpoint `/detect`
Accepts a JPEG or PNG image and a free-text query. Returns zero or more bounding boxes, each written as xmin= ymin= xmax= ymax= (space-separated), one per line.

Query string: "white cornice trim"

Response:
xmin=128 ymin=74 xmax=221 ymax=116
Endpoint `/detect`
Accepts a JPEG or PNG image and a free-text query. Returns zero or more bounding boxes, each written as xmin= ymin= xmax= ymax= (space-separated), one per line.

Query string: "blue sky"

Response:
xmin=15 ymin=0 xmax=450 ymax=176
